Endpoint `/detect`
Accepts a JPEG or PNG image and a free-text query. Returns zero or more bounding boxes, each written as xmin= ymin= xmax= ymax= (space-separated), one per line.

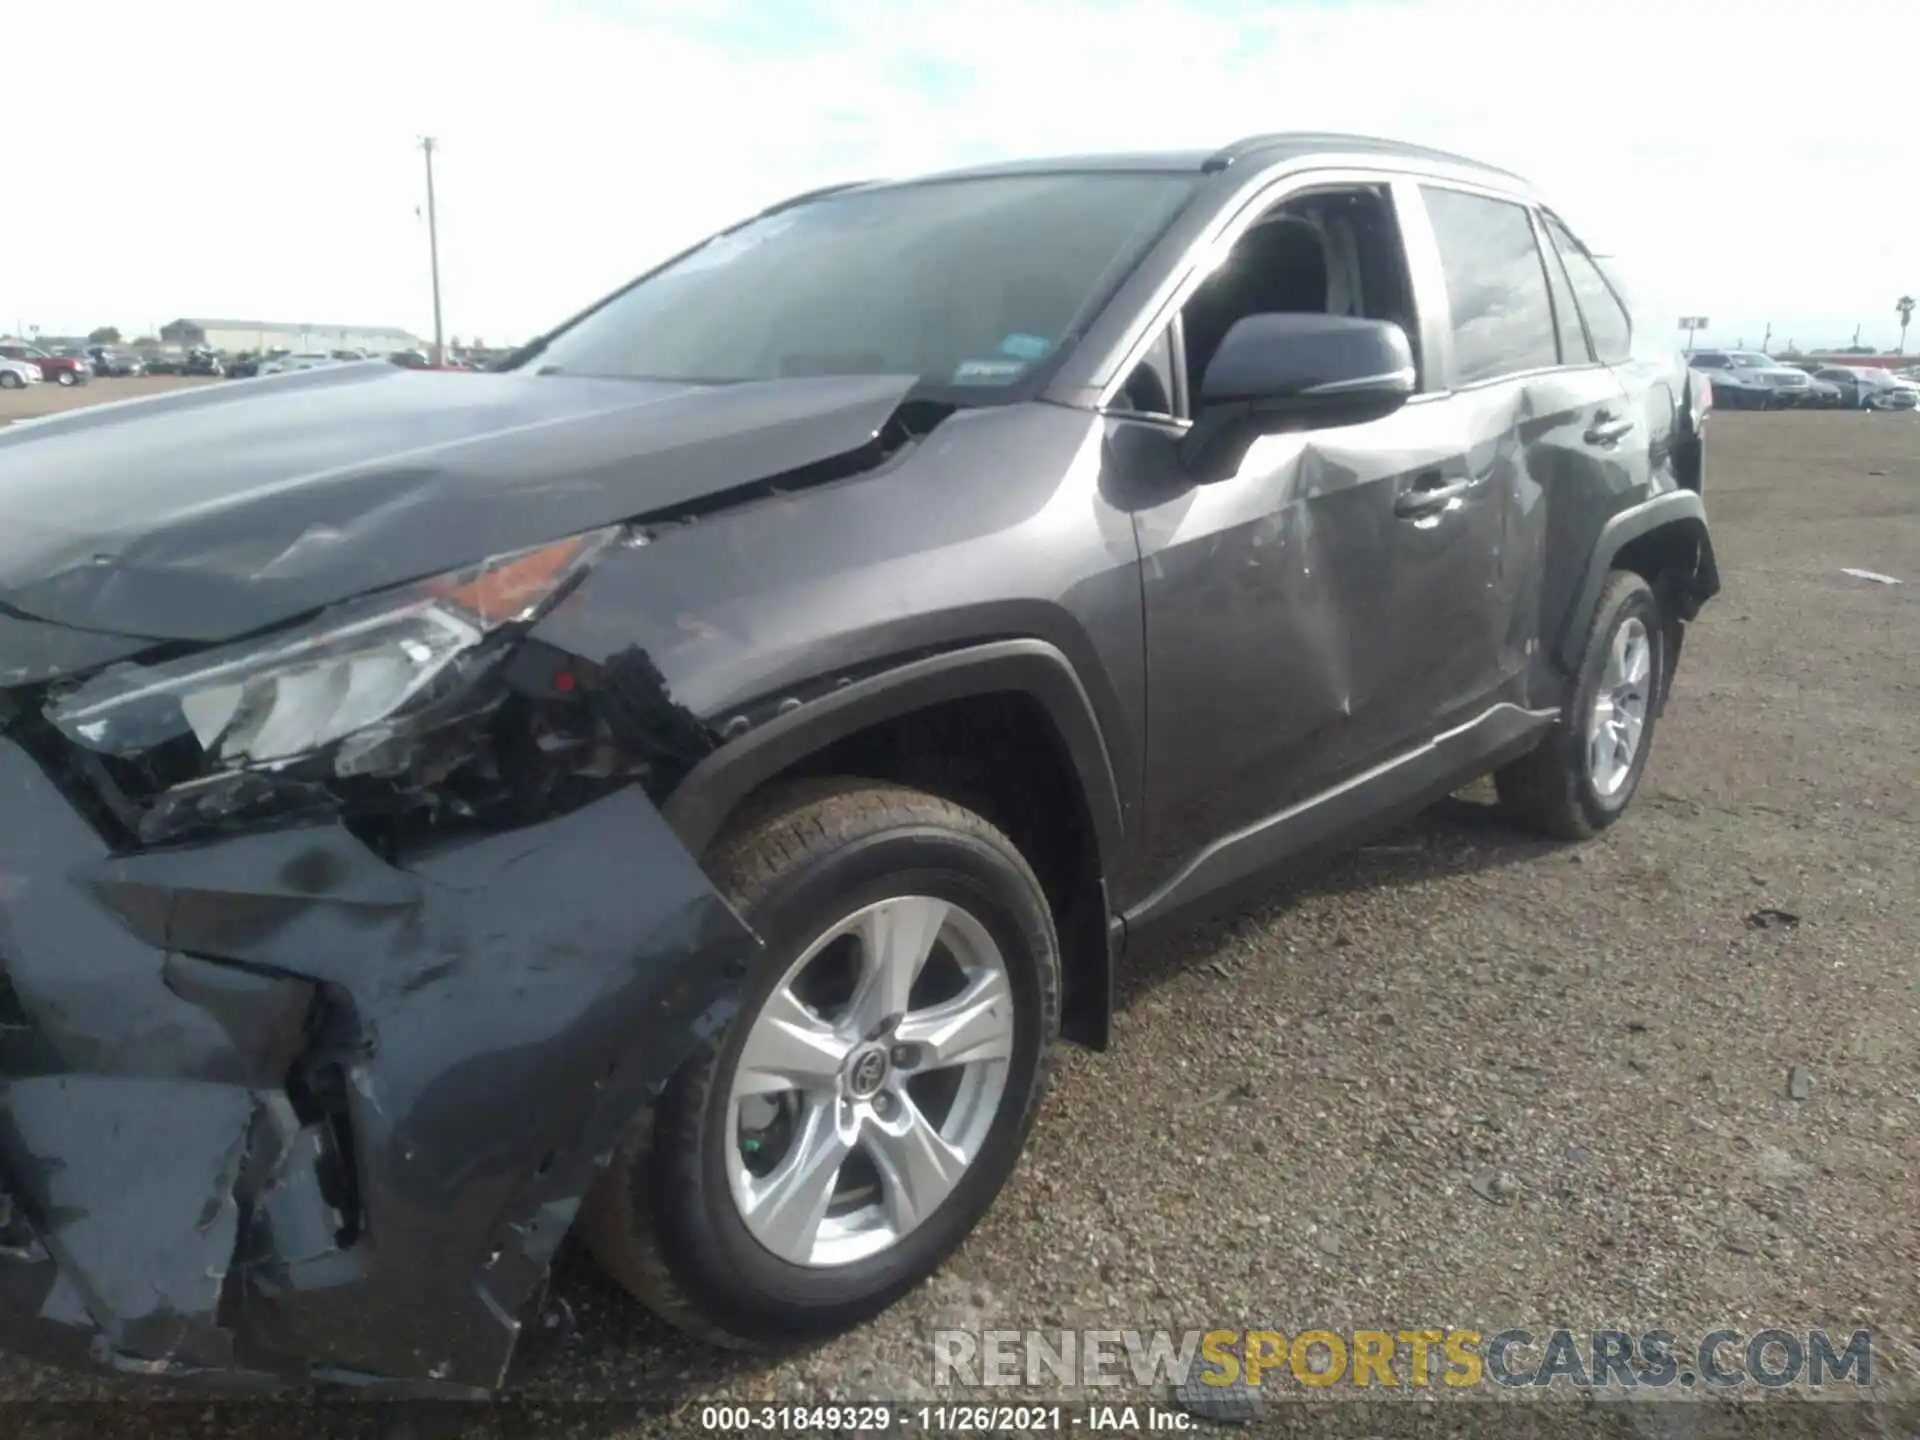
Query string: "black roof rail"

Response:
xmin=1202 ymin=132 xmax=1527 ymax=182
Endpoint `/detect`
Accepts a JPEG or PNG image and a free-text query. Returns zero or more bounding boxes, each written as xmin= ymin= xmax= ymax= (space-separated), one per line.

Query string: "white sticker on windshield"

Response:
xmin=952 ymin=358 xmax=1028 ymax=385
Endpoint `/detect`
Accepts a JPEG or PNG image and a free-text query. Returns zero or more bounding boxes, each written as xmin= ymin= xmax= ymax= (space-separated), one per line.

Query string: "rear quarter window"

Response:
xmin=1418 ymin=185 xmax=1559 ymax=386
xmin=1542 ymin=214 xmax=1633 ymax=363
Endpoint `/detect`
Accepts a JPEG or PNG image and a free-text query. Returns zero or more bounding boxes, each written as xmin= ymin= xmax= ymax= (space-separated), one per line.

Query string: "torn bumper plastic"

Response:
xmin=0 ymin=736 xmax=757 ymax=1393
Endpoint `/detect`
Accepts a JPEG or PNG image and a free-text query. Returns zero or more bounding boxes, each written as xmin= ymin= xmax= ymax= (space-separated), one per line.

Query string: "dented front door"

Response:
xmin=1129 ymin=395 xmax=1492 ymax=887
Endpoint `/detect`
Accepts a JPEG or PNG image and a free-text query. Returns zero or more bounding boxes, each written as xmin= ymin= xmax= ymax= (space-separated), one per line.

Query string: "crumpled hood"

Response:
xmin=0 ymin=362 xmax=916 ymax=643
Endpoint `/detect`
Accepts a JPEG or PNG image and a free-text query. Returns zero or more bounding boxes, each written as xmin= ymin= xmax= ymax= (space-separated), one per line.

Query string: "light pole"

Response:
xmin=421 ymin=136 xmax=446 ymax=367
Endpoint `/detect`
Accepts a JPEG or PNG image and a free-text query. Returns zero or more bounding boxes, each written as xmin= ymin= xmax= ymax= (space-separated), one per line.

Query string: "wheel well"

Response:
xmin=709 ymin=692 xmax=1111 ymax=1049
xmin=1611 ymin=516 xmax=1715 ymax=621
xmin=1605 ymin=516 xmax=1717 ymax=714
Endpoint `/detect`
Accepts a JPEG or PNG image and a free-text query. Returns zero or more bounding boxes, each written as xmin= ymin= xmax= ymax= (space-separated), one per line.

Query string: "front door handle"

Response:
xmin=1394 ymin=472 xmax=1470 ymax=518
xmin=1585 ymin=410 xmax=1635 ymax=446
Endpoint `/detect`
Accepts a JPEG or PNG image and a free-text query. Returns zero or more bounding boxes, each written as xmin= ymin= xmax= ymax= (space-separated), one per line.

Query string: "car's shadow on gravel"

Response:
xmin=1113 ymin=787 xmax=1565 ymax=1007
xmin=506 ymin=1246 xmax=792 ymax=1404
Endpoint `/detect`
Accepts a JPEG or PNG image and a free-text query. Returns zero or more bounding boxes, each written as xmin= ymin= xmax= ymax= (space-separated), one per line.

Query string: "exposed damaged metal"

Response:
xmin=1 ymin=734 xmax=756 ymax=1391
xmin=0 ymin=517 xmax=759 ymax=1389
xmin=0 ymin=134 xmax=1719 ymax=1393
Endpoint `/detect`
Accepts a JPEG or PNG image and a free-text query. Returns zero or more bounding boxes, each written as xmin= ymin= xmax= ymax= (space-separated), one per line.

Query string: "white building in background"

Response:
xmin=158 ymin=318 xmax=424 ymax=355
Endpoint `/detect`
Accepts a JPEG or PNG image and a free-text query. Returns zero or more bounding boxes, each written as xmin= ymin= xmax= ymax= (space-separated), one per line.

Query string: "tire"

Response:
xmin=581 ymin=776 xmax=1061 ymax=1350
xmin=55 ymin=370 xmax=76 ymax=386
xmin=1496 ymin=571 xmax=1664 ymax=840
xmin=0 ymin=372 xmax=20 ymax=390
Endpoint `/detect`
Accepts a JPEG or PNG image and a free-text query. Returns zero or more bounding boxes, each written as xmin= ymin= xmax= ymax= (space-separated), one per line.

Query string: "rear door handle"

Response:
xmin=1585 ymin=410 xmax=1635 ymax=446
xmin=1393 ymin=472 xmax=1470 ymax=518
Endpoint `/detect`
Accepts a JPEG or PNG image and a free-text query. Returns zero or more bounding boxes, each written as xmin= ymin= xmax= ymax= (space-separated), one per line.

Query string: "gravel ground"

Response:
xmin=0 ymin=373 xmax=216 ymax=425
xmin=3 ymin=410 xmax=1916 ymax=1436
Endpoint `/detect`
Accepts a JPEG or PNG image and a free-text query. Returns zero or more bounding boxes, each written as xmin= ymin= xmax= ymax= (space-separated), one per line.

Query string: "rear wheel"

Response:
xmin=0 ymin=372 xmax=20 ymax=390
xmin=581 ymin=778 xmax=1060 ymax=1349
xmin=1496 ymin=571 xmax=1664 ymax=839
xmin=55 ymin=369 xmax=76 ymax=387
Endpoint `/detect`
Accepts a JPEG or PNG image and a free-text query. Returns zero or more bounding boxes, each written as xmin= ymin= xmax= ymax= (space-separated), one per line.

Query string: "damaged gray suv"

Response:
xmin=0 ymin=133 xmax=1718 ymax=1392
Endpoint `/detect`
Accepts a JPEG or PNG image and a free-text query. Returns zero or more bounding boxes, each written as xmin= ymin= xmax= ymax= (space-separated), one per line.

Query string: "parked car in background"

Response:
xmin=140 ymin=352 xmax=184 ymax=375
xmin=256 ymin=350 xmax=344 ymax=375
xmin=1814 ymin=366 xmax=1920 ymax=411
xmin=0 ymin=344 xmax=90 ymax=386
xmin=0 ymin=355 xmax=43 ymax=389
xmin=387 ymin=348 xmax=437 ymax=369
xmin=86 ymin=347 xmax=145 ymax=377
xmin=181 ymin=348 xmax=226 ymax=377
xmin=1687 ymin=354 xmax=1770 ymax=409
xmin=1685 ymin=350 xmax=1813 ymax=408
xmin=1801 ymin=375 xmax=1845 ymax=408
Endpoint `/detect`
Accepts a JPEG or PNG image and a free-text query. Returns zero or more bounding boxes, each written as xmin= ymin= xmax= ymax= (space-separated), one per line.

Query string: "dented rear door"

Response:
xmin=1404 ymin=181 xmax=1636 ymax=723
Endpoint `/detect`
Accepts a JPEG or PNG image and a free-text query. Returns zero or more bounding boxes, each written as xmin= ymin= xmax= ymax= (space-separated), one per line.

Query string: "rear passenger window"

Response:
xmin=1535 ymin=215 xmax=1591 ymax=365
xmin=1419 ymin=186 xmax=1558 ymax=386
xmin=1543 ymin=213 xmax=1632 ymax=363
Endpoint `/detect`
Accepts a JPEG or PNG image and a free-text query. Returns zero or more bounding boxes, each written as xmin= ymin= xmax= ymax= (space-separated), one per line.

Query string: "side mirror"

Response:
xmin=1180 ymin=313 xmax=1415 ymax=481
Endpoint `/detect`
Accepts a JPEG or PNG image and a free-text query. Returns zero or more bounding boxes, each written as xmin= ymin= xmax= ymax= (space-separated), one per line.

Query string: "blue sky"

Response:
xmin=6 ymin=0 xmax=1918 ymax=353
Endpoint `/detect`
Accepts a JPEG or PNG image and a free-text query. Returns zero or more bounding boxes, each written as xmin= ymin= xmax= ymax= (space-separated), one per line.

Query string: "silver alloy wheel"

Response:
xmin=725 ymin=895 xmax=1014 ymax=1268
xmin=1588 ymin=615 xmax=1652 ymax=798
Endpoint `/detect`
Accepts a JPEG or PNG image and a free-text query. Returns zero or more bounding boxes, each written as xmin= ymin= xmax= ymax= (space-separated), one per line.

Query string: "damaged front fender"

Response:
xmin=0 ymin=738 xmax=758 ymax=1392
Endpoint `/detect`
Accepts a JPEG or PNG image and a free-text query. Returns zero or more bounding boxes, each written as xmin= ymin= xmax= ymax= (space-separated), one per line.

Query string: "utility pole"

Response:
xmin=420 ymin=136 xmax=446 ymax=367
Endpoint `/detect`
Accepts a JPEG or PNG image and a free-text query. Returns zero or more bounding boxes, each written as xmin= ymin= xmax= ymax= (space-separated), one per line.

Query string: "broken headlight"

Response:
xmin=46 ymin=527 xmax=621 ymax=781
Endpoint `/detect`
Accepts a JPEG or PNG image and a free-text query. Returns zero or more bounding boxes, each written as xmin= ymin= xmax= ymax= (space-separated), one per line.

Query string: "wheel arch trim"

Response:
xmin=1555 ymin=490 xmax=1719 ymax=671
xmin=661 ymin=638 xmax=1126 ymax=884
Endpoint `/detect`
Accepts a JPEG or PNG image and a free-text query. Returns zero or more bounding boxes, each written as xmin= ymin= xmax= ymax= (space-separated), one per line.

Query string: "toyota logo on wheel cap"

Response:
xmin=848 ymin=1047 xmax=889 ymax=1098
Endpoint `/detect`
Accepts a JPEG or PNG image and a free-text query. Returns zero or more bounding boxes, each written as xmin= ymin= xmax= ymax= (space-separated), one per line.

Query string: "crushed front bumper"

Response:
xmin=0 ymin=737 xmax=757 ymax=1394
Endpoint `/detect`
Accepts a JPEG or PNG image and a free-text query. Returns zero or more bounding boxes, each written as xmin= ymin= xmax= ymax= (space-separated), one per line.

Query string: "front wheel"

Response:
xmin=581 ymin=778 xmax=1060 ymax=1350
xmin=0 ymin=372 xmax=20 ymax=390
xmin=55 ymin=370 xmax=76 ymax=387
xmin=1496 ymin=571 xmax=1665 ymax=839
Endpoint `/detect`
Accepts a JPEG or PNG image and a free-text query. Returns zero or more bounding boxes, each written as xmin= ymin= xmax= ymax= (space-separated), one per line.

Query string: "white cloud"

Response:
xmin=5 ymin=0 xmax=1916 ymax=351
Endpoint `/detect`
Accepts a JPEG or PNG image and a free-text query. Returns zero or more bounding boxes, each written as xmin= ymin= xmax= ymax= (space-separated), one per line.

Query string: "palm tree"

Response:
xmin=1898 ymin=296 xmax=1915 ymax=355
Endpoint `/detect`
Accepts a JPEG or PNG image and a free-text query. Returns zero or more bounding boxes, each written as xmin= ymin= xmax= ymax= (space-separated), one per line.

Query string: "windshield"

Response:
xmin=529 ymin=172 xmax=1199 ymax=392
xmin=1727 ymin=353 xmax=1778 ymax=368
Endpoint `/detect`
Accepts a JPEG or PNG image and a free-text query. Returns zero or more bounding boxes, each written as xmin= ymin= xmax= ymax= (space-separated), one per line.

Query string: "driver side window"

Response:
xmin=1180 ymin=186 xmax=1419 ymax=403
xmin=1113 ymin=185 xmax=1421 ymax=421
